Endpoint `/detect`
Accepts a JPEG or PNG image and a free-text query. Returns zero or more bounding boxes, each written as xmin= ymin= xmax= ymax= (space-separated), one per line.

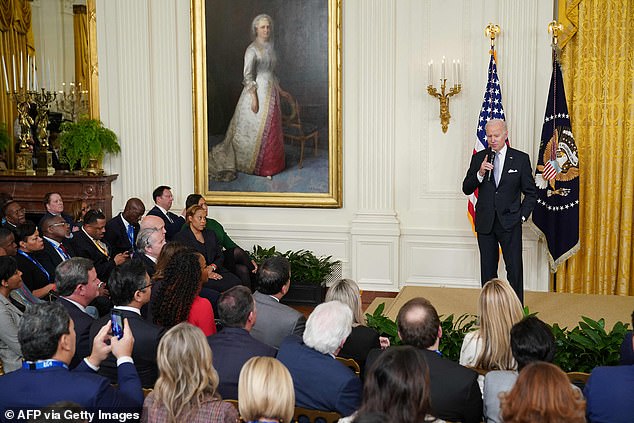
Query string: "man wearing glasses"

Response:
xmin=88 ymin=260 xmax=164 ymax=388
xmin=35 ymin=214 xmax=75 ymax=278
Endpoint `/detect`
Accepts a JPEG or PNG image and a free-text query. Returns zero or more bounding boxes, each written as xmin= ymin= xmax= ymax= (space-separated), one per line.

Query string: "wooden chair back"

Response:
xmin=292 ymin=406 xmax=341 ymax=423
xmin=336 ymin=356 xmax=361 ymax=376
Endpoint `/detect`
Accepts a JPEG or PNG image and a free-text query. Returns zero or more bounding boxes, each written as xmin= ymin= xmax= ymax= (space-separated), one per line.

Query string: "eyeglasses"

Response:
xmin=97 ymin=281 xmax=106 ymax=289
xmin=140 ymin=282 xmax=155 ymax=291
xmin=49 ymin=222 xmax=70 ymax=228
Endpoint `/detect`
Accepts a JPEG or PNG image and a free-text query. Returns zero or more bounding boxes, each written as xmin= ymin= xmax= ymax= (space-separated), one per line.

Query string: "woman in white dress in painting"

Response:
xmin=209 ymin=14 xmax=287 ymax=182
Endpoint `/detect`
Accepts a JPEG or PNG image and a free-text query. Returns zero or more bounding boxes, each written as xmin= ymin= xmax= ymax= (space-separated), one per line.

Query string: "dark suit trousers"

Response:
xmin=477 ymin=214 xmax=524 ymax=303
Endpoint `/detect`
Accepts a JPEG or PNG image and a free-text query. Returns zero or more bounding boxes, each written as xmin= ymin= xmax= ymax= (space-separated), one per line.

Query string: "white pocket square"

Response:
xmin=508 ymin=169 xmax=518 ymax=173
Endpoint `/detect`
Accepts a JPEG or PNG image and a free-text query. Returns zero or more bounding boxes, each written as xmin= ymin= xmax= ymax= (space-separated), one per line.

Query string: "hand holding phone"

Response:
xmin=111 ymin=310 xmax=124 ymax=340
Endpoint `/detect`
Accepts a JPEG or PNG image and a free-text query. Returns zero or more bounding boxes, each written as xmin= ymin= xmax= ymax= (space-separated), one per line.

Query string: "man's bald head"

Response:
xmin=396 ymin=297 xmax=440 ymax=349
xmin=122 ymin=198 xmax=145 ymax=224
xmin=140 ymin=214 xmax=166 ymax=235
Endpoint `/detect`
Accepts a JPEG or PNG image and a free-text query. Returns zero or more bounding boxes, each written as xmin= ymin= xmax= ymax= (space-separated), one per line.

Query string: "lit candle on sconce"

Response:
xmin=2 ymin=56 xmax=9 ymax=92
xmin=426 ymin=56 xmax=462 ymax=133
xmin=12 ymin=54 xmax=16 ymax=91
xmin=441 ymin=56 xmax=446 ymax=80
xmin=47 ymin=61 xmax=52 ymax=91
xmin=457 ymin=60 xmax=461 ymax=84
xmin=452 ymin=60 xmax=456 ymax=85
xmin=20 ymin=52 xmax=23 ymax=89
xmin=428 ymin=60 xmax=433 ymax=86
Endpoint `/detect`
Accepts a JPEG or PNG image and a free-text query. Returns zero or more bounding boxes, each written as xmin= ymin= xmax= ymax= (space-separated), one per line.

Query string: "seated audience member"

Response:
xmin=135 ymin=227 xmax=166 ymax=278
xmin=0 ymin=302 xmax=143 ymax=412
xmin=585 ymin=345 xmax=634 ymax=422
xmin=69 ymin=198 xmax=90 ymax=232
xmin=251 ymin=256 xmax=306 ymax=348
xmin=483 ymin=316 xmax=556 ymax=423
xmin=0 ymin=193 xmax=13 ymax=224
xmin=152 ymin=250 xmax=217 ymax=336
xmin=185 ymin=193 xmax=257 ymax=287
xmin=55 ymin=257 xmax=101 ymax=368
xmin=460 ymin=279 xmax=523 ymax=390
xmin=70 ymin=209 xmax=130 ymax=283
xmin=0 ymin=256 xmax=24 ymax=373
xmin=367 ymin=297 xmax=482 ymax=423
xmin=174 ymin=205 xmax=242 ymax=292
xmin=139 ymin=214 xmax=166 ymax=236
xmin=500 ymin=362 xmax=585 ymax=423
xmin=277 ymin=300 xmax=361 ymax=416
xmin=2 ymin=200 xmax=26 ymax=236
xmin=89 ymin=260 xmax=164 ymax=387
xmin=15 ymin=221 xmax=56 ymax=299
xmin=104 ymin=197 xmax=145 ymax=257
xmin=34 ymin=214 xmax=74 ymax=279
xmin=38 ymin=192 xmax=74 ymax=228
xmin=144 ymin=241 xmax=187 ymax=321
xmin=146 ymin=185 xmax=185 ymax=241
xmin=0 ymin=227 xmax=17 ymax=256
xmin=142 ymin=322 xmax=238 ymax=423
xmin=207 ymin=286 xmax=276 ymax=400
xmin=325 ymin=278 xmax=384 ymax=372
xmin=238 ymin=356 xmax=295 ymax=423
xmin=619 ymin=310 xmax=634 ymax=365
xmin=341 ymin=346 xmax=441 ymax=423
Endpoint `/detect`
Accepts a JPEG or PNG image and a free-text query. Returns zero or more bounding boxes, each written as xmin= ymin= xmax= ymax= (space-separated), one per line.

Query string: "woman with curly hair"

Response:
xmin=460 ymin=278 xmax=524 ymax=389
xmin=151 ymin=249 xmax=216 ymax=336
xmin=500 ymin=362 xmax=585 ymax=423
xmin=143 ymin=322 xmax=238 ymax=423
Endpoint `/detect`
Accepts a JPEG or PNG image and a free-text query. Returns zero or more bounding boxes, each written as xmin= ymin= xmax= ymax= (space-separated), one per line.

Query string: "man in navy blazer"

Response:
xmin=0 ymin=302 xmax=143 ymax=417
xmin=277 ymin=301 xmax=361 ymax=416
xmin=89 ymin=260 xmax=164 ymax=388
xmin=34 ymin=214 xmax=74 ymax=279
xmin=146 ymin=186 xmax=185 ymax=241
xmin=207 ymin=286 xmax=276 ymax=400
xmin=104 ymin=198 xmax=145 ymax=257
xmin=462 ymin=119 xmax=536 ymax=303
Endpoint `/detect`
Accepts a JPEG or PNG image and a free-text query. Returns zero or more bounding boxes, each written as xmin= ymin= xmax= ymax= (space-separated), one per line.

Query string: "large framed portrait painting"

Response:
xmin=191 ymin=0 xmax=342 ymax=207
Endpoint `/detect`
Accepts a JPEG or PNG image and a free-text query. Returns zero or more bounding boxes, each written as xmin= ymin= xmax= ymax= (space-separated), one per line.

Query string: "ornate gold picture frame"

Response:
xmin=191 ymin=0 xmax=342 ymax=207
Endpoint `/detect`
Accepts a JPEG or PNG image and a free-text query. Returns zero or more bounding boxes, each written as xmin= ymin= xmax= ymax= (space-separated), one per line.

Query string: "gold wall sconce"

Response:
xmin=427 ymin=57 xmax=461 ymax=133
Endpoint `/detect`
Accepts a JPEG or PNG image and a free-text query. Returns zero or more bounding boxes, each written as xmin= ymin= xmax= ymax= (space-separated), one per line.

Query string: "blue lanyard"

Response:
xmin=17 ymin=250 xmax=50 ymax=280
xmin=23 ymin=359 xmax=68 ymax=370
xmin=55 ymin=243 xmax=70 ymax=260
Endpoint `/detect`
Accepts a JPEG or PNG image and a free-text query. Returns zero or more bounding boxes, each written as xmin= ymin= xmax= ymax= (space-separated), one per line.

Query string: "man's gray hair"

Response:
xmin=55 ymin=257 xmax=94 ymax=296
xmin=485 ymin=118 xmax=507 ymax=132
xmin=303 ymin=300 xmax=352 ymax=355
xmin=136 ymin=227 xmax=160 ymax=252
xmin=19 ymin=302 xmax=70 ymax=361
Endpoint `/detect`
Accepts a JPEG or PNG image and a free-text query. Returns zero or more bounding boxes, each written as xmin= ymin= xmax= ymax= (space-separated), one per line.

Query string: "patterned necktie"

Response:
xmin=126 ymin=224 xmax=135 ymax=247
xmin=93 ymin=239 xmax=109 ymax=257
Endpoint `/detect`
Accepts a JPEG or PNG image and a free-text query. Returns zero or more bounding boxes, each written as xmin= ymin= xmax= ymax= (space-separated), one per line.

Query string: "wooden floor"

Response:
xmin=292 ymin=291 xmax=398 ymax=318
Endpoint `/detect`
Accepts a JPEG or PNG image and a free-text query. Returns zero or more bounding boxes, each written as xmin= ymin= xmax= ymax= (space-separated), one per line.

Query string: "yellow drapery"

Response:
xmin=0 ymin=0 xmax=34 ymax=169
xmin=73 ymin=4 xmax=89 ymax=93
xmin=556 ymin=0 xmax=634 ymax=295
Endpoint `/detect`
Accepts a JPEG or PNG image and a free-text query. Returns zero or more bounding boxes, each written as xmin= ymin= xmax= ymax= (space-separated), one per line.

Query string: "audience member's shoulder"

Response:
xmin=279 ymin=334 xmax=303 ymax=349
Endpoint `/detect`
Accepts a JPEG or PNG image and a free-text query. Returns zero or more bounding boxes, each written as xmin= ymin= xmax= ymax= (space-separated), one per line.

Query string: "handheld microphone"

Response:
xmin=487 ymin=148 xmax=496 ymax=181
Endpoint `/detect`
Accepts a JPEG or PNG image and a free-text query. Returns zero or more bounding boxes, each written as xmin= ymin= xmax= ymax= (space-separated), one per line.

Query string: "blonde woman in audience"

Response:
xmin=142 ymin=322 xmax=238 ymax=423
xmin=499 ymin=361 xmax=586 ymax=423
xmin=238 ymin=356 xmax=295 ymax=423
xmin=69 ymin=199 xmax=90 ymax=232
xmin=325 ymin=279 xmax=388 ymax=371
xmin=459 ymin=279 xmax=523 ymax=375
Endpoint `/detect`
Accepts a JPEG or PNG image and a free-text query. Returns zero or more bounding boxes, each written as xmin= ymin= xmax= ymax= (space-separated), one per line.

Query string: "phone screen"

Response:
xmin=111 ymin=310 xmax=123 ymax=340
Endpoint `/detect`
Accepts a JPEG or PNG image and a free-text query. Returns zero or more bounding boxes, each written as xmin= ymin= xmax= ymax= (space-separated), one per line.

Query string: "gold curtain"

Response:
xmin=0 ymin=0 xmax=33 ymax=169
xmin=556 ymin=0 xmax=634 ymax=295
xmin=73 ymin=4 xmax=88 ymax=92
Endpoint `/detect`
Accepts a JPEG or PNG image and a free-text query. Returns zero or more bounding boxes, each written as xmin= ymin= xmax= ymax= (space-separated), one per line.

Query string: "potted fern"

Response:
xmin=58 ymin=118 xmax=120 ymax=174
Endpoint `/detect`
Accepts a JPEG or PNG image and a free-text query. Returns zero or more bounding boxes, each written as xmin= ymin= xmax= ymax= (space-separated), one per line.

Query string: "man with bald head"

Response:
xmin=104 ymin=198 xmax=146 ymax=257
xmin=462 ymin=119 xmax=536 ymax=303
xmin=2 ymin=200 xmax=26 ymax=236
xmin=140 ymin=214 xmax=166 ymax=236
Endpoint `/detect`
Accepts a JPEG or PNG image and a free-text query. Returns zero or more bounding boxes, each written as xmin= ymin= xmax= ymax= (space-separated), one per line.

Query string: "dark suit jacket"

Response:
xmin=147 ymin=206 xmax=185 ymax=241
xmin=207 ymin=327 xmax=276 ymax=400
xmin=58 ymin=297 xmax=97 ymax=369
xmin=89 ymin=308 xmax=164 ymax=388
xmin=251 ymin=291 xmax=306 ymax=349
xmin=366 ymin=347 xmax=482 ymax=423
xmin=139 ymin=253 xmax=157 ymax=278
xmin=462 ymin=147 xmax=537 ymax=233
xmin=104 ymin=214 xmax=139 ymax=257
xmin=15 ymin=252 xmax=51 ymax=291
xmin=584 ymin=365 xmax=634 ymax=423
xmin=339 ymin=325 xmax=381 ymax=373
xmin=277 ymin=335 xmax=362 ymax=416
xmin=0 ymin=359 xmax=143 ymax=414
xmin=69 ymin=228 xmax=116 ymax=283
xmin=173 ymin=225 xmax=224 ymax=268
xmin=33 ymin=238 xmax=74 ymax=281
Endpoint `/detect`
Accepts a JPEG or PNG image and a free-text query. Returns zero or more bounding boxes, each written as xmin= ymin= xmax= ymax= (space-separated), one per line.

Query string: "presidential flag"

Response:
xmin=467 ymin=46 xmax=506 ymax=228
xmin=533 ymin=56 xmax=580 ymax=272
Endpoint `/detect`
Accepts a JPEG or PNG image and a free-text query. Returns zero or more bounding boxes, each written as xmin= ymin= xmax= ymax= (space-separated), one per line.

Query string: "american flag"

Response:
xmin=468 ymin=46 xmax=507 ymax=228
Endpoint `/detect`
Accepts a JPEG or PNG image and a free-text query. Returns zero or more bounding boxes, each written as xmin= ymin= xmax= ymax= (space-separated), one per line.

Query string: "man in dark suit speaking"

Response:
xmin=462 ymin=119 xmax=536 ymax=303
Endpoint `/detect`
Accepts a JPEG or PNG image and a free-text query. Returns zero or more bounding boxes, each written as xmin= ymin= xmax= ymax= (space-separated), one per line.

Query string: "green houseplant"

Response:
xmin=250 ymin=245 xmax=341 ymax=305
xmin=58 ymin=118 xmax=120 ymax=173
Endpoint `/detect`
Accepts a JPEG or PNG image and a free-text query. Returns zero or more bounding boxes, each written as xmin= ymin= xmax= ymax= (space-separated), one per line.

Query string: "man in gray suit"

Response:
xmin=250 ymin=256 xmax=306 ymax=349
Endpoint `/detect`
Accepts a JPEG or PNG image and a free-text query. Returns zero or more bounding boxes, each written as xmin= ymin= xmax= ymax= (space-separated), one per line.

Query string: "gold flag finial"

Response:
xmin=548 ymin=21 xmax=564 ymax=45
xmin=485 ymin=23 xmax=501 ymax=47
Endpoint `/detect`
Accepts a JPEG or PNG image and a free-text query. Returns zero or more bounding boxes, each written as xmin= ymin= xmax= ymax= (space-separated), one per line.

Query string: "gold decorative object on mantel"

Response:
xmin=427 ymin=56 xmax=462 ymax=133
xmin=13 ymin=90 xmax=36 ymax=175
xmin=33 ymin=89 xmax=58 ymax=175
